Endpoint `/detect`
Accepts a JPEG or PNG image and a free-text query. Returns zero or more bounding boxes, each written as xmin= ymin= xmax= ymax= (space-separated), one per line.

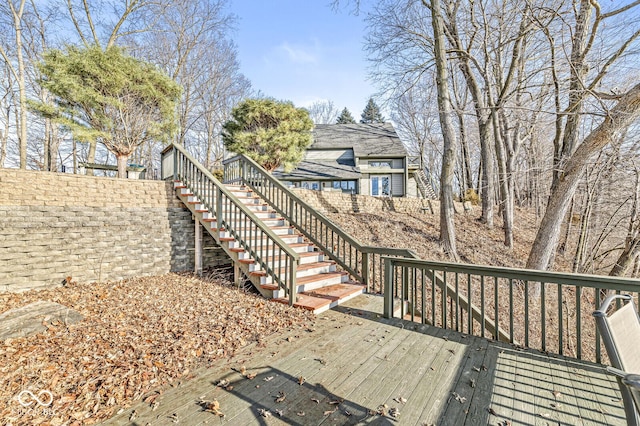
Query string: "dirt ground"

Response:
xmin=0 ymin=272 xmax=314 ymax=425
xmin=325 ymin=206 xmax=575 ymax=272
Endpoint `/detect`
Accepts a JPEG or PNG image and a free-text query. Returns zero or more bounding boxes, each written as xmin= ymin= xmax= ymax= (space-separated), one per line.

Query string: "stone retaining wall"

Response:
xmin=0 ymin=169 xmax=229 ymax=292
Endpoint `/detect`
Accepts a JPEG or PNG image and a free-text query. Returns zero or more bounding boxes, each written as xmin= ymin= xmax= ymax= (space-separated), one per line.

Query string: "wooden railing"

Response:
xmin=383 ymin=257 xmax=640 ymax=362
xmin=162 ymin=144 xmax=300 ymax=304
xmin=223 ymin=154 xmax=418 ymax=293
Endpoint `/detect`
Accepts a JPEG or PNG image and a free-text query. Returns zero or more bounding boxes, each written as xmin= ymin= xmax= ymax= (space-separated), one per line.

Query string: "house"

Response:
xmin=275 ymin=123 xmax=425 ymax=198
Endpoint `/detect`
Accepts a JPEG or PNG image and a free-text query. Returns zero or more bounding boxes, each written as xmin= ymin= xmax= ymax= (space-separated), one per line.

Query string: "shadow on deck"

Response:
xmin=104 ymin=294 xmax=626 ymax=425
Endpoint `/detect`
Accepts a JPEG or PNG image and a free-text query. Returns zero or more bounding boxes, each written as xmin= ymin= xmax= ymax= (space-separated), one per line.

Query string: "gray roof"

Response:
xmin=311 ymin=123 xmax=408 ymax=158
xmin=273 ymin=160 xmax=360 ymax=181
xmin=275 ymin=123 xmax=406 ymax=181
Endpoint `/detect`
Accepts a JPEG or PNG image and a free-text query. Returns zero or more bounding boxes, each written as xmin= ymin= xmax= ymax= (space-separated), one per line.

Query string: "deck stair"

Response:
xmin=172 ymin=179 xmax=364 ymax=314
xmin=415 ymin=168 xmax=438 ymax=199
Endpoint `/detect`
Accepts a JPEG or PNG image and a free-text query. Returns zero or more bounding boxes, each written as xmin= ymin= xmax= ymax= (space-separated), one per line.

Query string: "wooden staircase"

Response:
xmin=174 ymin=181 xmax=365 ymax=314
xmin=415 ymin=168 xmax=438 ymax=200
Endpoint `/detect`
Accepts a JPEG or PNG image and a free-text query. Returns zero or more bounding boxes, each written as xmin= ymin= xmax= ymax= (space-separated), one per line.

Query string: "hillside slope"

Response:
xmin=324 ymin=206 xmax=575 ymax=272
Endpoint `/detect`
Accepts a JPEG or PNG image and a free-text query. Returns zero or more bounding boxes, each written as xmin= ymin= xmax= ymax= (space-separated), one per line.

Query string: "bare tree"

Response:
xmin=306 ymin=100 xmax=340 ymax=125
xmin=526 ymin=0 xmax=640 ymax=271
xmin=429 ymin=0 xmax=459 ymax=260
xmin=0 ymin=0 xmax=28 ymax=169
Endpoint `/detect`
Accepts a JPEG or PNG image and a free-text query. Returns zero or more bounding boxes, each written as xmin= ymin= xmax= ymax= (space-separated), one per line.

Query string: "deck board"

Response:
xmin=102 ymin=294 xmax=627 ymax=426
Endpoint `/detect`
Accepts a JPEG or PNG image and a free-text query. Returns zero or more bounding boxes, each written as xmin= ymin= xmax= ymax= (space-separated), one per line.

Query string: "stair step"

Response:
xmin=238 ymin=251 xmax=324 ymax=267
xmin=272 ymin=283 xmax=365 ymax=314
xmin=251 ymin=261 xmax=335 ymax=278
xmin=267 ymin=271 xmax=348 ymax=295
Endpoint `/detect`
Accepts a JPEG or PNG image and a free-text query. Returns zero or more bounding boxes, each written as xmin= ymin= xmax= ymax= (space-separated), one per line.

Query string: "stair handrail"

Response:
xmin=162 ymin=144 xmax=300 ymax=304
xmin=223 ymin=154 xmax=419 ymax=290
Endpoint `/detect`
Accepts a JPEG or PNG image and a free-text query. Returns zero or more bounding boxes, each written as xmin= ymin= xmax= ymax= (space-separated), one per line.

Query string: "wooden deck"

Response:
xmin=103 ymin=294 xmax=627 ymax=425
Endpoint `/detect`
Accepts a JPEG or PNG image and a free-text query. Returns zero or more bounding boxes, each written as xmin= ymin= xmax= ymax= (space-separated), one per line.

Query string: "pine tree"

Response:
xmin=336 ymin=107 xmax=356 ymax=124
xmin=32 ymin=45 xmax=181 ymax=178
xmin=222 ymin=98 xmax=313 ymax=172
xmin=360 ymin=98 xmax=385 ymax=123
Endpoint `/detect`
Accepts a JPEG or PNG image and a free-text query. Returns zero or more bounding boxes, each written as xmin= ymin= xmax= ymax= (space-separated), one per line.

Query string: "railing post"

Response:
xmin=194 ymin=219 xmax=202 ymax=276
xmin=241 ymin=158 xmax=247 ymax=186
xmin=383 ymin=257 xmax=394 ymax=318
xmin=289 ymin=260 xmax=298 ymax=306
xmin=216 ymin=186 xmax=223 ymax=234
xmin=362 ymin=252 xmax=370 ymax=292
xmin=172 ymin=147 xmax=177 ymax=181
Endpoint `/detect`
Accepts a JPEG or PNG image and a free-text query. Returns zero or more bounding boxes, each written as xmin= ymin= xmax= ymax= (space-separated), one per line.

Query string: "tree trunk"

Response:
xmin=10 ymin=0 xmax=28 ymax=169
xmin=429 ymin=0 xmax=459 ymax=261
xmin=526 ymin=83 xmax=640 ymax=271
xmin=116 ymin=154 xmax=128 ymax=178
xmin=86 ymin=140 xmax=97 ymax=175
xmin=609 ymin=167 xmax=640 ymax=277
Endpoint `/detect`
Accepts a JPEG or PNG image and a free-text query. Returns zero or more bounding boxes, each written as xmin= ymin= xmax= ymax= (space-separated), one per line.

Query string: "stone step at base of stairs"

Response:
xmin=271 ymin=282 xmax=365 ymax=314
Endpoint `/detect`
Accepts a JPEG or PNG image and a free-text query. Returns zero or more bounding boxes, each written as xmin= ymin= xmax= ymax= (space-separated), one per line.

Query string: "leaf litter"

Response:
xmin=0 ymin=272 xmax=312 ymax=424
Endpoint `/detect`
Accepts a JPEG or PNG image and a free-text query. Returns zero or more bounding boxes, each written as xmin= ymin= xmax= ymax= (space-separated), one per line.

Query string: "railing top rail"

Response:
xmin=227 ymin=154 xmax=420 ymax=260
xmin=171 ymin=144 xmax=300 ymax=261
xmin=382 ymin=256 xmax=640 ymax=290
xmin=227 ymin=154 xmax=367 ymax=249
xmin=362 ymin=246 xmax=419 ymax=258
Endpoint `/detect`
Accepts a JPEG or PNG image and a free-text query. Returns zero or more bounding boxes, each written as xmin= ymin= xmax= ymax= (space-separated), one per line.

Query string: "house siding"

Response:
xmin=392 ymin=173 xmax=404 ymax=196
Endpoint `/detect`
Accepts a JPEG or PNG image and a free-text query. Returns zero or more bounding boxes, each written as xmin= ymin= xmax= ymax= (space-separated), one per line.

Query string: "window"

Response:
xmin=301 ymin=181 xmax=320 ymax=190
xmin=369 ymin=161 xmax=392 ymax=168
xmin=371 ymin=175 xmax=391 ymax=197
xmin=332 ymin=180 xmax=356 ymax=193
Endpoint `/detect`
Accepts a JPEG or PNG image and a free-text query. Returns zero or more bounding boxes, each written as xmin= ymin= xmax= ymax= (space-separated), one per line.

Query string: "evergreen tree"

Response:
xmin=222 ymin=98 xmax=313 ymax=172
xmin=360 ymin=98 xmax=385 ymax=123
xmin=336 ymin=107 xmax=356 ymax=124
xmin=32 ymin=46 xmax=181 ymax=178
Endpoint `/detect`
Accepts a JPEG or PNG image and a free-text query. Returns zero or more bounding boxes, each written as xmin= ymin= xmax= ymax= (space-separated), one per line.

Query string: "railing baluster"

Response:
xmin=541 ymin=281 xmax=546 ymax=352
xmin=480 ymin=275 xmax=485 ymax=338
xmin=509 ymin=278 xmax=514 ymax=343
xmin=524 ymin=280 xmax=529 ymax=347
xmin=442 ymin=271 xmax=447 ymax=330
xmin=576 ymin=285 xmax=582 ymax=359
xmin=494 ymin=276 xmax=499 ymax=341
xmin=558 ymin=283 xmax=563 ymax=355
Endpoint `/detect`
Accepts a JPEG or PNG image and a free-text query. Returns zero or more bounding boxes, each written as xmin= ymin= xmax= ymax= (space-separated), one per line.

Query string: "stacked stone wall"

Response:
xmin=0 ymin=170 xmax=228 ymax=292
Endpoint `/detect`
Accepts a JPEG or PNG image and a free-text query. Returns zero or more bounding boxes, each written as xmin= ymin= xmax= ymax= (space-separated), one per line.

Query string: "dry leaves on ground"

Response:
xmin=0 ymin=272 xmax=313 ymax=425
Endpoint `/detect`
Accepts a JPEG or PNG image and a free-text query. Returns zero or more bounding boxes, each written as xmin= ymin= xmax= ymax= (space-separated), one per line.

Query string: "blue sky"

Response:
xmin=230 ymin=0 xmax=375 ymax=120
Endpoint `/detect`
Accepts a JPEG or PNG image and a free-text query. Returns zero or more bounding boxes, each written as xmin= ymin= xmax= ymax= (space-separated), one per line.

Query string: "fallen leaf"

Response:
xmin=246 ymin=373 xmax=256 ymax=380
xmin=257 ymin=408 xmax=271 ymax=418
xmin=296 ymin=411 xmax=305 ymax=416
xmin=311 ymin=398 xmax=320 ymax=404
xmin=264 ymin=376 xmax=274 ymax=382
xmin=275 ymin=391 xmax=286 ymax=403
xmin=393 ymin=396 xmax=407 ymax=404
xmin=203 ymin=399 xmax=224 ymax=417
xmin=389 ymin=407 xmax=400 ymax=418
xmin=298 ymin=376 xmax=305 ymax=385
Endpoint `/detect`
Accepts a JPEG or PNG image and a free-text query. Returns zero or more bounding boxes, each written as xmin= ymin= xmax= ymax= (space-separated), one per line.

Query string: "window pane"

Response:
xmin=382 ymin=176 xmax=390 ymax=196
xmin=371 ymin=177 xmax=379 ymax=196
